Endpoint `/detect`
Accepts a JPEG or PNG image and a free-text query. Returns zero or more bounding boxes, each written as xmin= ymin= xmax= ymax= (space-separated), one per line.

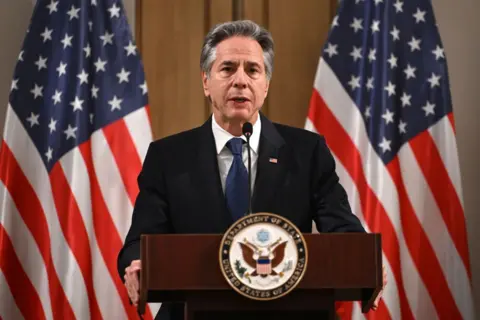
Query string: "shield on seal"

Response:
xmin=256 ymin=258 xmax=272 ymax=275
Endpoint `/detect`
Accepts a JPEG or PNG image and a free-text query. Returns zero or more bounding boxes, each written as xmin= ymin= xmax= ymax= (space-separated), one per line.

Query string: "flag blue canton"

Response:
xmin=322 ymin=0 xmax=452 ymax=164
xmin=8 ymin=0 xmax=148 ymax=172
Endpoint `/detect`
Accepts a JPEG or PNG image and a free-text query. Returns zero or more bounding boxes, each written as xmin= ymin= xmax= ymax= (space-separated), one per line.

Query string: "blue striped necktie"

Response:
xmin=225 ymin=138 xmax=249 ymax=221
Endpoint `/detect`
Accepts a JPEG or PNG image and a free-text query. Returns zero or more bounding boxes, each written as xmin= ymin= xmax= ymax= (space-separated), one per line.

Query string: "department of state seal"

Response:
xmin=219 ymin=213 xmax=308 ymax=301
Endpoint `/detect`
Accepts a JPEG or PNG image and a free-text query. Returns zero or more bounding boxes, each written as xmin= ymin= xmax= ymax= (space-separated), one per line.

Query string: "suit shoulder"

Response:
xmin=149 ymin=125 xmax=203 ymax=151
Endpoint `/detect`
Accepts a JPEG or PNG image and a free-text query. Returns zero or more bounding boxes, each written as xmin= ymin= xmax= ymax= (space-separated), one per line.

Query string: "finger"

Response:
xmin=130 ymin=260 xmax=141 ymax=272
xmin=132 ymin=273 xmax=140 ymax=293
xmin=124 ymin=260 xmax=142 ymax=302
xmin=129 ymin=265 xmax=141 ymax=273
xmin=125 ymin=260 xmax=141 ymax=276
xmin=124 ymin=271 xmax=133 ymax=287
xmin=130 ymin=290 xmax=139 ymax=305
xmin=131 ymin=260 xmax=141 ymax=268
xmin=126 ymin=266 xmax=140 ymax=277
xmin=125 ymin=268 xmax=140 ymax=290
xmin=125 ymin=274 xmax=136 ymax=295
xmin=373 ymin=289 xmax=383 ymax=308
xmin=125 ymin=273 xmax=138 ymax=289
xmin=125 ymin=283 xmax=135 ymax=302
xmin=125 ymin=272 xmax=140 ymax=301
xmin=127 ymin=285 xmax=139 ymax=305
xmin=372 ymin=300 xmax=378 ymax=310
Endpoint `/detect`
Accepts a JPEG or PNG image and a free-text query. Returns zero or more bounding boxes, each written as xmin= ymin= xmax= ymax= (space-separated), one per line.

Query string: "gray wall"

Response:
xmin=0 ymin=0 xmax=478 ymax=316
xmin=433 ymin=0 xmax=480 ymax=315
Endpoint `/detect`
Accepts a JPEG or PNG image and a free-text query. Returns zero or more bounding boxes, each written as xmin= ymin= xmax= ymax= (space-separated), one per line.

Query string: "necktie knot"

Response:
xmin=226 ymin=138 xmax=244 ymax=156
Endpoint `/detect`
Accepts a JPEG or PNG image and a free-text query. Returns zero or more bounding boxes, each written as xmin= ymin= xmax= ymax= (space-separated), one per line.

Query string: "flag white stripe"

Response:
xmin=3 ymin=106 xmax=88 ymax=320
xmin=0 ymin=181 xmax=53 ymax=320
xmin=330 ymin=151 xmax=401 ymax=320
xmin=148 ymin=303 xmax=162 ymax=319
xmin=0 ymin=269 xmax=24 ymax=320
xmin=303 ymin=118 xmax=316 ymax=135
xmin=399 ymin=141 xmax=474 ymax=319
xmin=428 ymin=116 xmax=464 ymax=209
xmin=313 ymin=61 xmax=436 ymax=319
xmin=124 ymin=107 xmax=153 ymax=163
xmin=60 ymin=148 xmax=128 ymax=320
xmin=91 ymin=130 xmax=134 ymax=241
xmin=351 ymin=299 xmax=367 ymax=320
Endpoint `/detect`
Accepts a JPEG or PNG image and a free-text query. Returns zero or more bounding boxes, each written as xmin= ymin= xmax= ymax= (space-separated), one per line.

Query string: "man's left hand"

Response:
xmin=372 ymin=265 xmax=387 ymax=311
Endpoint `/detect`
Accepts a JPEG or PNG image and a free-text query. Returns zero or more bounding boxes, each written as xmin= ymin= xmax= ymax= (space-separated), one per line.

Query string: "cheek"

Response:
xmin=213 ymin=82 xmax=229 ymax=97
xmin=253 ymin=85 xmax=267 ymax=101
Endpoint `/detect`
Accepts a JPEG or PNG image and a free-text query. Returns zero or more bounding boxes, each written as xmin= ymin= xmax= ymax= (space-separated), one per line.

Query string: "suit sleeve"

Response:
xmin=311 ymin=136 xmax=366 ymax=233
xmin=117 ymin=142 xmax=172 ymax=279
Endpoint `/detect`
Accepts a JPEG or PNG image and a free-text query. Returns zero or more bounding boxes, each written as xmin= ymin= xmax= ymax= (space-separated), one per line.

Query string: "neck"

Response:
xmin=213 ymin=112 xmax=258 ymax=136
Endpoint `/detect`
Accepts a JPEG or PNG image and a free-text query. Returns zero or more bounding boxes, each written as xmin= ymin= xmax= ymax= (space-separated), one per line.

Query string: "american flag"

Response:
xmin=305 ymin=0 xmax=474 ymax=319
xmin=0 ymin=0 xmax=159 ymax=319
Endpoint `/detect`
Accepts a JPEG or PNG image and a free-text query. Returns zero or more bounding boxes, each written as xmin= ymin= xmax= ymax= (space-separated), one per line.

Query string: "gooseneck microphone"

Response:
xmin=242 ymin=122 xmax=253 ymax=215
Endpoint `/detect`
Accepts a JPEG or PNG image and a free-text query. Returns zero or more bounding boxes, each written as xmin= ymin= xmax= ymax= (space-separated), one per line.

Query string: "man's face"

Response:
xmin=202 ymin=36 xmax=270 ymax=124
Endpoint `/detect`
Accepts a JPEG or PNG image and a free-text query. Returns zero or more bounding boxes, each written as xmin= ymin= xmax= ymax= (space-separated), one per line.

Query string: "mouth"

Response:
xmin=229 ymin=96 xmax=251 ymax=104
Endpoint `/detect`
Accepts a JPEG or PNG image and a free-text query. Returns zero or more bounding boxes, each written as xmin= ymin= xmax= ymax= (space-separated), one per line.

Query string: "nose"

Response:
xmin=233 ymin=67 xmax=247 ymax=89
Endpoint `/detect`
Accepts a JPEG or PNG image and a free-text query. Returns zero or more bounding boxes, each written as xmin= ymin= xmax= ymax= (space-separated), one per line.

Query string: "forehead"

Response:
xmin=214 ymin=36 xmax=264 ymax=64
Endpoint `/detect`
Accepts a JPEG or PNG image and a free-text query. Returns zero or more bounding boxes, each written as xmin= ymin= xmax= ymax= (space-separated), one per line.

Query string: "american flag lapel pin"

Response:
xmin=269 ymin=157 xmax=278 ymax=164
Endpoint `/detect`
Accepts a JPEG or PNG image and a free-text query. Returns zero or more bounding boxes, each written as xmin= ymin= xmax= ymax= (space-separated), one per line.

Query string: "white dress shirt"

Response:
xmin=211 ymin=115 xmax=261 ymax=195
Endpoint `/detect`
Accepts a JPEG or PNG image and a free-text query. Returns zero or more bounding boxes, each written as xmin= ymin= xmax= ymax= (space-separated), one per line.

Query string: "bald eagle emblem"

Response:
xmin=239 ymin=236 xmax=288 ymax=277
xmin=219 ymin=212 xmax=308 ymax=301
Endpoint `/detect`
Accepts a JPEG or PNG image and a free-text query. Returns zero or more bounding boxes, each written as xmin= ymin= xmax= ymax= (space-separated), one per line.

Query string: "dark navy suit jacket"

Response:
xmin=117 ymin=113 xmax=365 ymax=320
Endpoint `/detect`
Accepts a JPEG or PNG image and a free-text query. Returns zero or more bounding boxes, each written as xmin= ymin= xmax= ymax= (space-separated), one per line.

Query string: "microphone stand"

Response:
xmin=245 ymin=133 xmax=252 ymax=215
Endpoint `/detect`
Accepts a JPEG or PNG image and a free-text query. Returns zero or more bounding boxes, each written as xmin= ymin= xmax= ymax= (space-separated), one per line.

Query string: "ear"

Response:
xmin=202 ymin=71 xmax=210 ymax=98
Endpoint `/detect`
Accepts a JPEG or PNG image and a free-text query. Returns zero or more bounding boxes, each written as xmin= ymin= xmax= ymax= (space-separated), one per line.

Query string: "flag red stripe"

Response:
xmin=335 ymin=302 xmax=352 ymax=320
xmin=0 ymin=224 xmax=46 ymax=320
xmin=49 ymin=163 xmax=104 ymax=320
xmin=409 ymin=130 xmax=471 ymax=277
xmin=447 ymin=113 xmax=456 ymax=134
xmin=308 ymin=90 xmax=414 ymax=320
xmin=366 ymin=301 xmax=390 ymax=320
xmin=0 ymin=142 xmax=75 ymax=320
xmin=386 ymin=157 xmax=463 ymax=318
xmin=102 ymin=119 xmax=142 ymax=205
xmin=78 ymin=141 xmax=154 ymax=320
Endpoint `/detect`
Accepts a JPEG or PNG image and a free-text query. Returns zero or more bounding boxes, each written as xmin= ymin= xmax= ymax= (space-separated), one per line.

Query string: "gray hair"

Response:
xmin=200 ymin=20 xmax=274 ymax=80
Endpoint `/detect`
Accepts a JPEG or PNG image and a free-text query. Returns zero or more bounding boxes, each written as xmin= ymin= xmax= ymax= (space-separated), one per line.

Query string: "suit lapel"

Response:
xmin=192 ymin=117 xmax=233 ymax=229
xmin=252 ymin=114 xmax=289 ymax=213
xmin=191 ymin=114 xmax=291 ymax=225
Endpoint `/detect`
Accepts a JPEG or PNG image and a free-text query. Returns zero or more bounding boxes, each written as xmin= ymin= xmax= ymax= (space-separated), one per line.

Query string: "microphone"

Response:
xmin=242 ymin=122 xmax=253 ymax=215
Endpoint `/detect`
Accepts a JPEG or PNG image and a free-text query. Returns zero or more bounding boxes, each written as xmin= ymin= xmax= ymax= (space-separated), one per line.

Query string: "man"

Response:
xmin=118 ymin=20 xmax=383 ymax=320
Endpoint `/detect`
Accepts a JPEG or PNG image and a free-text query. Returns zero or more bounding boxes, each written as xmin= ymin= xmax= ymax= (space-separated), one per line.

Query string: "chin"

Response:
xmin=228 ymin=109 xmax=252 ymax=121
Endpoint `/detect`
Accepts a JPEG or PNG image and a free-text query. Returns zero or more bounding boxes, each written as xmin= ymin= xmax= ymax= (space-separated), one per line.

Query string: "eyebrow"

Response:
xmin=219 ymin=61 xmax=236 ymax=67
xmin=219 ymin=60 xmax=262 ymax=69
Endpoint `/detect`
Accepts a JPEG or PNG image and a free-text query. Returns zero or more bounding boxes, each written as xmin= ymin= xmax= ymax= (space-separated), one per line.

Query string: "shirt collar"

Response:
xmin=211 ymin=114 xmax=261 ymax=155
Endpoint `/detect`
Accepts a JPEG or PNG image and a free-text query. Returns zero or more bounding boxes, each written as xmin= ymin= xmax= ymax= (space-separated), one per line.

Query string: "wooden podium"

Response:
xmin=138 ymin=233 xmax=382 ymax=320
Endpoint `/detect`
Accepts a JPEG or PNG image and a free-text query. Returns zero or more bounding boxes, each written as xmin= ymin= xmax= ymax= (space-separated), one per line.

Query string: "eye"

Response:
xmin=221 ymin=66 xmax=232 ymax=72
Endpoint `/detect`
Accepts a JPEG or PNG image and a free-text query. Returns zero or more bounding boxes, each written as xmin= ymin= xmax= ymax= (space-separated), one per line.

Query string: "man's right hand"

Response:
xmin=124 ymin=260 xmax=141 ymax=306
